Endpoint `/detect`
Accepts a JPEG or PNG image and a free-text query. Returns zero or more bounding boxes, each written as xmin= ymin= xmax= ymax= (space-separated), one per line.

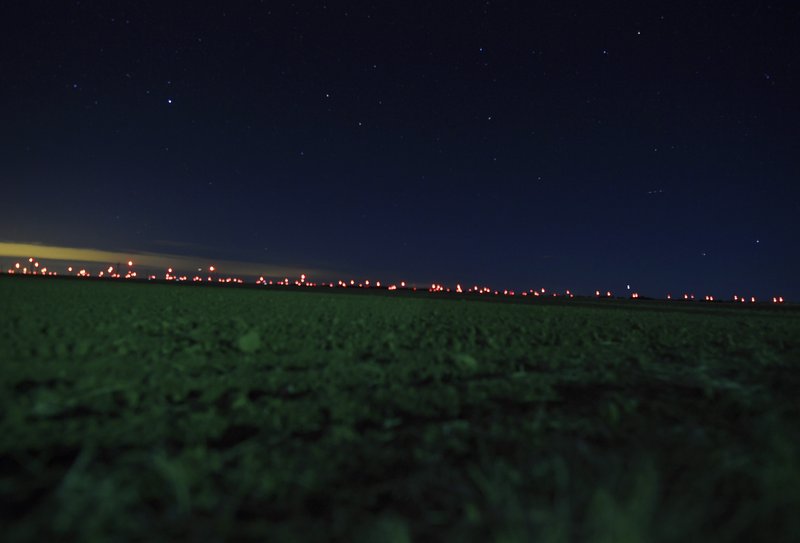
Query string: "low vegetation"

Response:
xmin=1 ymin=276 xmax=798 ymax=542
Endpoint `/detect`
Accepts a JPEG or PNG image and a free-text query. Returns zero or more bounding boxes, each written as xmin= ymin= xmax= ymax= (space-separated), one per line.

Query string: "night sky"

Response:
xmin=2 ymin=2 xmax=798 ymax=299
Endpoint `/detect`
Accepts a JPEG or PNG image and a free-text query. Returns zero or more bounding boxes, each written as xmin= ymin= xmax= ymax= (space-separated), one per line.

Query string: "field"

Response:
xmin=1 ymin=276 xmax=799 ymax=542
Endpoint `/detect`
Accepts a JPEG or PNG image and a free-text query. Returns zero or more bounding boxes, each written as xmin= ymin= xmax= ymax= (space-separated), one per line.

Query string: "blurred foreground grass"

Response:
xmin=1 ymin=276 xmax=799 ymax=542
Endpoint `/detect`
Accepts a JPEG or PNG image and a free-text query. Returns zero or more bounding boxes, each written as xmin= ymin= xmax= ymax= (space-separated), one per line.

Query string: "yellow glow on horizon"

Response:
xmin=0 ymin=242 xmax=328 ymax=278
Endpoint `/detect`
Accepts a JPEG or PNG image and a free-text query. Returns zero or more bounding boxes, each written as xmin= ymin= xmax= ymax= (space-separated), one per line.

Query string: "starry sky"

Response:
xmin=2 ymin=1 xmax=798 ymax=298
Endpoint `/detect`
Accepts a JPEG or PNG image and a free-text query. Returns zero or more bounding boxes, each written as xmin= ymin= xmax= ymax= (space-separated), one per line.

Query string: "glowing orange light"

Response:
xmin=68 ymin=266 xmax=73 ymax=272
xmin=28 ymin=257 xmax=34 ymax=263
xmin=14 ymin=263 xmax=20 ymax=269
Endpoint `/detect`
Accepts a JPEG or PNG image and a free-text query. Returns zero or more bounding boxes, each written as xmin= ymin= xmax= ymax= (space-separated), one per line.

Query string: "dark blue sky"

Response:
xmin=2 ymin=1 xmax=798 ymax=298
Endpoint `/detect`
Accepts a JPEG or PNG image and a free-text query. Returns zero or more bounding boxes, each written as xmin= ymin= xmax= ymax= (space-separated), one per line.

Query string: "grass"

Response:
xmin=1 ymin=275 xmax=799 ymax=542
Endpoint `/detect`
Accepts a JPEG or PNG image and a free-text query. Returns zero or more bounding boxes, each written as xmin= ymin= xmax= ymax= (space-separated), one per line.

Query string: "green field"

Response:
xmin=1 ymin=276 xmax=799 ymax=542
